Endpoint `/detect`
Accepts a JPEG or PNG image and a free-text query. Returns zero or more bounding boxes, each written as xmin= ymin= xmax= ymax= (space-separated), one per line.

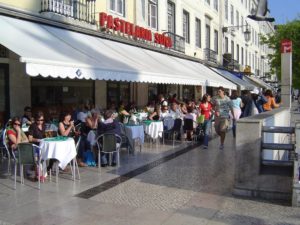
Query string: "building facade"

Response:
xmin=0 ymin=0 xmax=275 ymax=126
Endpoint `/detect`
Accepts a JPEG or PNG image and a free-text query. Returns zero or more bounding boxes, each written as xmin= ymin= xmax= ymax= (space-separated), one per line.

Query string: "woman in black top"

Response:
xmin=58 ymin=111 xmax=75 ymax=137
xmin=28 ymin=111 xmax=46 ymax=145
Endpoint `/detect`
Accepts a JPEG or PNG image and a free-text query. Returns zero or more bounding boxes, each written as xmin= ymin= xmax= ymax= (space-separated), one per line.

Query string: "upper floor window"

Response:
xmin=213 ymin=0 xmax=218 ymax=11
xmin=168 ymin=1 xmax=175 ymax=33
xmin=225 ymin=0 xmax=228 ymax=20
xmin=205 ymin=0 xmax=210 ymax=5
xmin=214 ymin=30 xmax=218 ymax=53
xmin=236 ymin=11 xmax=239 ymax=30
xmin=195 ymin=18 xmax=201 ymax=48
xmin=225 ymin=37 xmax=229 ymax=53
xmin=230 ymin=5 xmax=234 ymax=25
xmin=148 ymin=0 xmax=158 ymax=29
xmin=183 ymin=10 xmax=190 ymax=43
xmin=110 ymin=0 xmax=125 ymax=16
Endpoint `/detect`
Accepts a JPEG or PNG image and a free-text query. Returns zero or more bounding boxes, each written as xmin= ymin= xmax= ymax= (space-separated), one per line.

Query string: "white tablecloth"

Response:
xmin=143 ymin=121 xmax=164 ymax=139
xmin=125 ymin=125 xmax=144 ymax=152
xmin=39 ymin=137 xmax=76 ymax=169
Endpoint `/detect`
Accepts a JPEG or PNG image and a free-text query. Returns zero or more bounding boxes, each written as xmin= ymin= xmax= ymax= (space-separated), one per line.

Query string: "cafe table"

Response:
xmin=39 ymin=136 xmax=77 ymax=180
xmin=143 ymin=120 xmax=164 ymax=141
xmin=124 ymin=124 xmax=144 ymax=153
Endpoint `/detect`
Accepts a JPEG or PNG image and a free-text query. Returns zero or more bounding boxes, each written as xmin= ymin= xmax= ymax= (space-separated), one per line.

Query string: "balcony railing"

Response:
xmin=204 ymin=48 xmax=217 ymax=63
xmin=222 ymin=53 xmax=240 ymax=71
xmin=41 ymin=0 xmax=96 ymax=24
xmin=163 ymin=32 xmax=185 ymax=53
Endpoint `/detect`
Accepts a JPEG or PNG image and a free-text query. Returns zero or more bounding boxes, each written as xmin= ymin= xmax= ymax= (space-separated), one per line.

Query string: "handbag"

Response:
xmin=197 ymin=115 xmax=205 ymax=124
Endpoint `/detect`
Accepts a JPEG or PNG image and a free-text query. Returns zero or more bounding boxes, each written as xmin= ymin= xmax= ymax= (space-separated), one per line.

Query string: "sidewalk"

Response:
xmin=0 ymin=108 xmax=300 ymax=225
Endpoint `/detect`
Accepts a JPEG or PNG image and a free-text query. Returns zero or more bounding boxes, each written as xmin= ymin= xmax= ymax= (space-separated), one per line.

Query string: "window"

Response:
xmin=167 ymin=1 xmax=175 ymax=33
xmin=141 ymin=0 xmax=145 ymax=20
xmin=31 ymin=78 xmax=94 ymax=107
xmin=236 ymin=11 xmax=239 ymax=30
xmin=236 ymin=44 xmax=239 ymax=63
xmin=110 ymin=0 xmax=125 ymax=16
xmin=205 ymin=0 xmax=210 ymax=5
xmin=205 ymin=24 xmax=211 ymax=49
xmin=231 ymin=40 xmax=234 ymax=59
xmin=241 ymin=47 xmax=244 ymax=65
xmin=195 ymin=18 xmax=201 ymax=48
xmin=213 ymin=0 xmax=218 ymax=11
xmin=107 ymin=81 xmax=130 ymax=108
xmin=230 ymin=5 xmax=234 ymax=25
xmin=225 ymin=37 xmax=229 ymax=53
xmin=245 ymin=49 xmax=248 ymax=65
xmin=148 ymin=0 xmax=158 ymax=29
xmin=241 ymin=16 xmax=244 ymax=33
xmin=225 ymin=0 xmax=228 ymax=20
xmin=183 ymin=10 xmax=190 ymax=43
xmin=214 ymin=30 xmax=218 ymax=53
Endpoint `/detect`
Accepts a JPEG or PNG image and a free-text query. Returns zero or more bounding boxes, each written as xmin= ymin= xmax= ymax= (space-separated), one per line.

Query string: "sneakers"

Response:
xmin=203 ymin=145 xmax=208 ymax=149
xmin=219 ymin=144 xmax=224 ymax=150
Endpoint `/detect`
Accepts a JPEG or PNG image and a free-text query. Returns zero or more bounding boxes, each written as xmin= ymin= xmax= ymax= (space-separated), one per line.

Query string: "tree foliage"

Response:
xmin=260 ymin=19 xmax=300 ymax=89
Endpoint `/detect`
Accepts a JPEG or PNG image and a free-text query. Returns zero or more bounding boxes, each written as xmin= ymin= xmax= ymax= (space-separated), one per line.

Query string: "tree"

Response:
xmin=260 ymin=19 xmax=300 ymax=89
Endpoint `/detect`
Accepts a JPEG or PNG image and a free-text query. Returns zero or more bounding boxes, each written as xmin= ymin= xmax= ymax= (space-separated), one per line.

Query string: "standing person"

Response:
xmin=263 ymin=89 xmax=280 ymax=111
xmin=230 ymin=90 xmax=243 ymax=138
xmin=212 ymin=86 xmax=235 ymax=150
xmin=199 ymin=94 xmax=213 ymax=149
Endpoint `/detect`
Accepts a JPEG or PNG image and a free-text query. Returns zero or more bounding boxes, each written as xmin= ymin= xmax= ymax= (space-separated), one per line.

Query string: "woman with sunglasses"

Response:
xmin=28 ymin=111 xmax=46 ymax=144
xmin=7 ymin=116 xmax=29 ymax=151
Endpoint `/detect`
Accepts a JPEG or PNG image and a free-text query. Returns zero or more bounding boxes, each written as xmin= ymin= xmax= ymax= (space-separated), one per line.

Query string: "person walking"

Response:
xmin=230 ymin=90 xmax=243 ymax=138
xmin=212 ymin=86 xmax=235 ymax=150
xmin=199 ymin=94 xmax=213 ymax=149
xmin=263 ymin=89 xmax=280 ymax=111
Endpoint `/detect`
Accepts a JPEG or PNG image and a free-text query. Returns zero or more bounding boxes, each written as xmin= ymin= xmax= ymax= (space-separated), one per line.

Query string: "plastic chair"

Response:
xmin=96 ymin=133 xmax=122 ymax=168
xmin=15 ymin=143 xmax=42 ymax=190
xmin=161 ymin=118 xmax=182 ymax=146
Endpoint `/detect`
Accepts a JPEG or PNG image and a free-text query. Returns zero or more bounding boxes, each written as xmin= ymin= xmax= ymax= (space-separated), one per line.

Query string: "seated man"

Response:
xmin=97 ymin=110 xmax=121 ymax=167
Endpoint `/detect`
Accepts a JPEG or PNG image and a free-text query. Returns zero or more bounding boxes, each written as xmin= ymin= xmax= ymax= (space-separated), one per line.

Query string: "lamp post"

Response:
xmin=222 ymin=24 xmax=251 ymax=42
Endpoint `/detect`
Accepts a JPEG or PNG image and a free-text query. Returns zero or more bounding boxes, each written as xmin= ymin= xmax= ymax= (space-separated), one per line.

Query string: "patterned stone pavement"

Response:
xmin=0 ymin=103 xmax=300 ymax=225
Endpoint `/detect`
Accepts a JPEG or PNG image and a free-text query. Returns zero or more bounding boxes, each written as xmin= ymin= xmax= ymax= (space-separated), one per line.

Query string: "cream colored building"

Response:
xmin=0 ymin=0 xmax=274 ymax=124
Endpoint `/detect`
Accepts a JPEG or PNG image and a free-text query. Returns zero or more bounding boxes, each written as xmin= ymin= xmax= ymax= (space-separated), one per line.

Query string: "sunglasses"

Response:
xmin=14 ymin=123 xmax=21 ymax=126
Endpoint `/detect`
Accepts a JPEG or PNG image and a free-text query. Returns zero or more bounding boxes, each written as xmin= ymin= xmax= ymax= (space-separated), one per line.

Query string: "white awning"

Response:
xmin=0 ymin=15 xmax=236 ymax=89
xmin=210 ymin=68 xmax=256 ymax=90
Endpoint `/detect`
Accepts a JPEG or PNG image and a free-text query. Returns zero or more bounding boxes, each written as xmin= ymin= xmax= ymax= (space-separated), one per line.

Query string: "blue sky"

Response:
xmin=268 ymin=0 xmax=300 ymax=24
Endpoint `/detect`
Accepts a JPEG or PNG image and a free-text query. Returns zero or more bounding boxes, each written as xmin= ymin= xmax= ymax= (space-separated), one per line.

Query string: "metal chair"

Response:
xmin=96 ymin=133 xmax=122 ymax=168
xmin=161 ymin=118 xmax=182 ymax=146
xmin=0 ymin=127 xmax=14 ymax=176
xmin=119 ymin=122 xmax=131 ymax=154
xmin=15 ymin=143 xmax=42 ymax=190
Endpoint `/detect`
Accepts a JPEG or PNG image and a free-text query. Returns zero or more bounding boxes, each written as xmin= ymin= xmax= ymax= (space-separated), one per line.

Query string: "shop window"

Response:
xmin=148 ymin=0 xmax=158 ymax=29
xmin=110 ymin=0 xmax=125 ymax=16
xmin=107 ymin=81 xmax=130 ymax=109
xmin=31 ymin=77 xmax=94 ymax=109
xmin=182 ymin=85 xmax=195 ymax=102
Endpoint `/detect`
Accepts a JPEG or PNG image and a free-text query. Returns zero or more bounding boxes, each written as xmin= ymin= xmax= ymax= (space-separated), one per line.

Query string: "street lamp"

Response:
xmin=222 ymin=24 xmax=251 ymax=42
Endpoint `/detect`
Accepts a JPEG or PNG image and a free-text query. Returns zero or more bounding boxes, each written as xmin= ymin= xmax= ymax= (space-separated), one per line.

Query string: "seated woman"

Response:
xmin=118 ymin=101 xmax=130 ymax=123
xmin=148 ymin=105 xmax=161 ymax=121
xmin=97 ymin=110 xmax=121 ymax=167
xmin=126 ymin=101 xmax=137 ymax=114
xmin=58 ymin=111 xmax=75 ymax=137
xmin=7 ymin=117 xmax=29 ymax=152
xmin=28 ymin=111 xmax=46 ymax=145
xmin=47 ymin=111 xmax=75 ymax=172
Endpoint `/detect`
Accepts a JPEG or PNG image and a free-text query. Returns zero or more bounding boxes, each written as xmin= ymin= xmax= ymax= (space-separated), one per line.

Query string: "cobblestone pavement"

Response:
xmin=0 ymin=104 xmax=300 ymax=225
